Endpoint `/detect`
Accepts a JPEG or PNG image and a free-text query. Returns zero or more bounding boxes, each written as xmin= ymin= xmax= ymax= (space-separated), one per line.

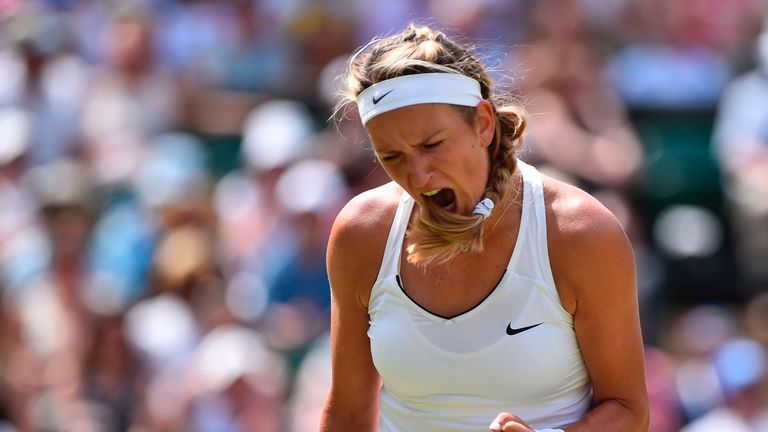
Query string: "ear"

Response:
xmin=474 ymin=100 xmax=495 ymax=149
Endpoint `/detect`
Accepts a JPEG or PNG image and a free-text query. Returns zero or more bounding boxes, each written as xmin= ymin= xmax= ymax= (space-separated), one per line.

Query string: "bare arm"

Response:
xmin=320 ymin=190 xmax=395 ymax=431
xmin=550 ymin=189 xmax=649 ymax=432
xmin=491 ymin=186 xmax=648 ymax=432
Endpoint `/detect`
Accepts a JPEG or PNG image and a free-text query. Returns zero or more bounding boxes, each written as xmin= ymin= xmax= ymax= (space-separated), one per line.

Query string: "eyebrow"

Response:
xmin=376 ymin=130 xmax=443 ymax=155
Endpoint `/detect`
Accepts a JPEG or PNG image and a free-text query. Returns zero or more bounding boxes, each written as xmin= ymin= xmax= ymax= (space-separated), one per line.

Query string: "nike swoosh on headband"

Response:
xmin=356 ymin=73 xmax=482 ymax=125
xmin=372 ymin=89 xmax=394 ymax=105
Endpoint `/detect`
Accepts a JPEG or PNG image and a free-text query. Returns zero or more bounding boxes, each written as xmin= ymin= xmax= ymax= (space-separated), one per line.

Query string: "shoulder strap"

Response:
xmin=375 ymin=192 xmax=414 ymax=281
xmin=515 ymin=161 xmax=557 ymax=287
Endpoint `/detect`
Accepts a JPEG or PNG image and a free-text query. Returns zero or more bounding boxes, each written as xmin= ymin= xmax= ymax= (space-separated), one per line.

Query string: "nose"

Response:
xmin=407 ymin=154 xmax=432 ymax=189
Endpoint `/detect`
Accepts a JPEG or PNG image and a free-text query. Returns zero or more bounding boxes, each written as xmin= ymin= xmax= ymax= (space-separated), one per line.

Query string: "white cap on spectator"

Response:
xmin=29 ymin=158 xmax=92 ymax=208
xmin=0 ymin=108 xmax=31 ymax=165
xmin=241 ymin=99 xmax=314 ymax=172
xmin=124 ymin=294 xmax=198 ymax=366
xmin=275 ymin=159 xmax=347 ymax=215
xmin=133 ymin=132 xmax=210 ymax=208
xmin=714 ymin=337 xmax=768 ymax=397
xmin=194 ymin=325 xmax=286 ymax=394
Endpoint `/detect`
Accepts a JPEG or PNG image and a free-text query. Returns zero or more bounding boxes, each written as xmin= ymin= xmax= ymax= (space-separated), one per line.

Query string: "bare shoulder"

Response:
xmin=540 ymin=174 xmax=635 ymax=312
xmin=328 ymin=181 xmax=403 ymax=307
xmin=330 ymin=181 xmax=403 ymax=251
xmin=332 ymin=181 xmax=403 ymax=238
xmin=541 ymin=176 xmax=627 ymax=244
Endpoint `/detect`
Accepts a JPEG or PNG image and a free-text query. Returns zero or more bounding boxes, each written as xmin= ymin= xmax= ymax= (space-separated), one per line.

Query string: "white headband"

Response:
xmin=356 ymin=73 xmax=483 ymax=125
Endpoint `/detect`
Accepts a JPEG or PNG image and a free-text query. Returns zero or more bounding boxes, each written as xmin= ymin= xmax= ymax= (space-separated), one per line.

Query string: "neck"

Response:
xmin=482 ymin=173 xmax=522 ymax=240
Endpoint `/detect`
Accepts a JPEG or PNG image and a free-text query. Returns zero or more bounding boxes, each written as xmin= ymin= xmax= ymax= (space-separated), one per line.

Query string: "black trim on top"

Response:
xmin=395 ymin=269 xmax=508 ymax=321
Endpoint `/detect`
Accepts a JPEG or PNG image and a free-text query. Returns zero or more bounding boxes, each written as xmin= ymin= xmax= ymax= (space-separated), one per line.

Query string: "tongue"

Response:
xmin=432 ymin=189 xmax=456 ymax=209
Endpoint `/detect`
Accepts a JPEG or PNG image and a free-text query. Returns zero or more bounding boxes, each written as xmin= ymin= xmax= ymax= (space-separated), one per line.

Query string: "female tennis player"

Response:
xmin=320 ymin=23 xmax=648 ymax=432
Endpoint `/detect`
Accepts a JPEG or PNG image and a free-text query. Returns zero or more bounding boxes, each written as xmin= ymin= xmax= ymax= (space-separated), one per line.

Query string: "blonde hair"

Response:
xmin=342 ymin=23 xmax=526 ymax=266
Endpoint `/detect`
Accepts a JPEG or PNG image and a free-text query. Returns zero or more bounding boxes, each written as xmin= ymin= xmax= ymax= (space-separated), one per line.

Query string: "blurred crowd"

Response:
xmin=0 ymin=0 xmax=766 ymax=431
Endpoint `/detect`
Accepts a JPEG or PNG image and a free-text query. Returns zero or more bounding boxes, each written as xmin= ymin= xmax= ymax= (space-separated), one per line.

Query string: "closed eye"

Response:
xmin=423 ymin=140 xmax=443 ymax=150
xmin=379 ymin=153 xmax=401 ymax=162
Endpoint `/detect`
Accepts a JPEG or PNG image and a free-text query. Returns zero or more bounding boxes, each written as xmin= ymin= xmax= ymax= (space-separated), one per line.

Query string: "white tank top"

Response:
xmin=367 ymin=161 xmax=592 ymax=431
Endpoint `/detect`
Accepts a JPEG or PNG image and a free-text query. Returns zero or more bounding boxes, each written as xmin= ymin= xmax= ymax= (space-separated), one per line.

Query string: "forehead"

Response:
xmin=365 ymin=103 xmax=469 ymax=148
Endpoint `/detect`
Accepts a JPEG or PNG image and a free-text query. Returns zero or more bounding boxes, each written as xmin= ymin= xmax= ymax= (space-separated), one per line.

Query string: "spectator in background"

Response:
xmin=670 ymin=306 xmax=742 ymax=421
xmin=0 ymin=4 xmax=87 ymax=165
xmin=644 ymin=346 xmax=685 ymax=432
xmin=515 ymin=0 xmax=644 ymax=188
xmin=680 ymin=338 xmax=768 ymax=432
xmin=262 ymin=159 xmax=348 ymax=356
xmin=186 ymin=325 xmax=288 ymax=432
xmin=607 ymin=0 xmax=736 ymax=110
xmin=0 ymin=108 xmax=38 ymax=283
xmin=269 ymin=159 xmax=347 ymax=314
xmin=287 ymin=333 xmax=332 ymax=432
xmin=80 ymin=5 xmax=181 ymax=188
xmin=216 ymin=98 xmax=316 ymax=274
xmin=80 ymin=314 xmax=142 ymax=431
xmin=711 ymin=19 xmax=768 ymax=289
xmin=1 ymin=158 xmax=98 ymax=431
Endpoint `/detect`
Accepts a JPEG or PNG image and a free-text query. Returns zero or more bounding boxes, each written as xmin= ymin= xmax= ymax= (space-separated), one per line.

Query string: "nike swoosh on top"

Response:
xmin=506 ymin=322 xmax=543 ymax=336
xmin=372 ymin=89 xmax=394 ymax=104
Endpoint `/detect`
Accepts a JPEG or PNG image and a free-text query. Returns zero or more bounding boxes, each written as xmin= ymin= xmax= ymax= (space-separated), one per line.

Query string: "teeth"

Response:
xmin=422 ymin=189 xmax=441 ymax=197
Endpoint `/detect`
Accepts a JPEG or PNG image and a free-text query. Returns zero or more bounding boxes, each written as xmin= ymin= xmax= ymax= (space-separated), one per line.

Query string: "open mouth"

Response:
xmin=423 ymin=188 xmax=456 ymax=212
